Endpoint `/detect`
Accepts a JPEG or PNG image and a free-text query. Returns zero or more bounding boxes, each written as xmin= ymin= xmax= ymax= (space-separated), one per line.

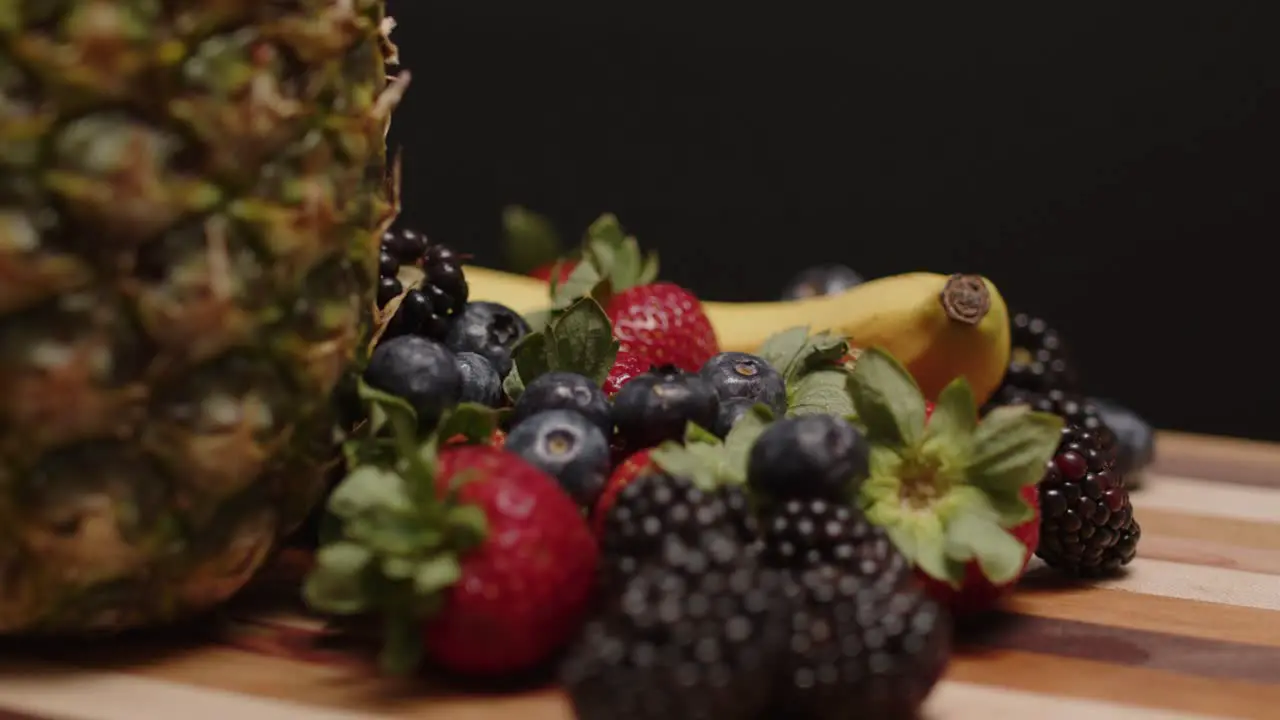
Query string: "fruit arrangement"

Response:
xmin=0 ymin=5 xmax=1158 ymax=715
xmin=301 ymin=209 xmax=1155 ymax=719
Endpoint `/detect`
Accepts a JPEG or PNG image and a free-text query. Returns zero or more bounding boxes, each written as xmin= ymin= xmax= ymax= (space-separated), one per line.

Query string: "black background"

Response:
xmin=386 ymin=4 xmax=1280 ymax=440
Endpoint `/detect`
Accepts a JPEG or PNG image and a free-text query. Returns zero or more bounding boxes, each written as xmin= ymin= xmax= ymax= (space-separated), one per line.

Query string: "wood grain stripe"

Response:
xmin=924 ymin=681 xmax=1222 ymax=720
xmin=961 ymin=613 xmax=1280 ymax=685
xmin=0 ymin=709 xmax=46 ymax=720
xmin=1135 ymin=475 xmax=1280 ymax=524
xmin=0 ymin=659 xmax=373 ymax=720
xmin=1008 ymin=585 xmax=1280 ymax=647
xmin=1139 ymin=509 xmax=1280 ymax=552
xmin=1077 ymin=558 xmax=1280 ymax=610
xmin=1155 ymin=432 xmax=1280 ymax=489
xmin=948 ymin=649 xmax=1280 ymax=719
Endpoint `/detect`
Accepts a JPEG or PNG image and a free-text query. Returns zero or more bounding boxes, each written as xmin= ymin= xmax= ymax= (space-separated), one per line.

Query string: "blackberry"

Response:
xmin=771 ymin=564 xmax=950 ymax=720
xmin=1036 ymin=420 xmax=1140 ymax=576
xmin=561 ymin=531 xmax=787 ymax=720
xmin=376 ymin=228 xmax=470 ymax=343
xmin=759 ymin=499 xmax=947 ymax=719
xmin=996 ymin=313 xmax=1079 ymax=397
xmin=761 ymin=498 xmax=909 ymax=591
xmin=598 ymin=472 xmax=755 ymax=593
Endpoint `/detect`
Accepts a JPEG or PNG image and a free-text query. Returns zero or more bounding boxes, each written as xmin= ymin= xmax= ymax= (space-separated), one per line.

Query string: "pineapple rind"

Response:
xmin=0 ymin=0 xmax=394 ymax=632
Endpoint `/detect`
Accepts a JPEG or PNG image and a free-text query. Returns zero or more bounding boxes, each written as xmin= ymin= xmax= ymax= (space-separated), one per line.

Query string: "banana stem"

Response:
xmin=939 ymin=274 xmax=991 ymax=326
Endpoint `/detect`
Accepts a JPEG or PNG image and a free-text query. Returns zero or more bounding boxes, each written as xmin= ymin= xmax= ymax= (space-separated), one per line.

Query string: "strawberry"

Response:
xmin=547 ymin=214 xmax=719 ymax=373
xmin=424 ymin=446 xmax=597 ymax=674
xmin=607 ymin=282 xmax=718 ymax=372
xmin=592 ymin=448 xmax=655 ymax=537
xmin=304 ymin=404 xmax=596 ymax=677
xmin=602 ymin=350 xmax=650 ymax=397
xmin=847 ymin=349 xmax=1063 ymax=617
xmin=444 ymin=428 xmax=506 ymax=448
xmin=529 ymin=259 xmax=578 ymax=284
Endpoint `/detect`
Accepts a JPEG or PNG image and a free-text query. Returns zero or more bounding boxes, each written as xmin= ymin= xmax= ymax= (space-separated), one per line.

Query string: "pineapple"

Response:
xmin=0 ymin=0 xmax=405 ymax=632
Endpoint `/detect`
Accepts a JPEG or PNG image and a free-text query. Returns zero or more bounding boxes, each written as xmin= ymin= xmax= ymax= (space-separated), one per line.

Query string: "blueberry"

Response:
xmin=612 ymin=366 xmax=720 ymax=449
xmin=747 ymin=415 xmax=869 ymax=502
xmin=1090 ymin=397 xmax=1156 ymax=476
xmin=512 ymin=371 xmax=612 ymax=438
xmin=364 ymin=336 xmax=462 ymax=429
xmin=781 ymin=264 xmax=865 ymax=300
xmin=505 ymin=409 xmax=611 ymax=508
xmin=699 ymin=352 xmax=787 ymax=417
xmin=714 ymin=397 xmax=758 ymax=438
xmin=454 ymin=352 xmax=503 ymax=407
xmin=444 ymin=301 xmax=530 ymax=379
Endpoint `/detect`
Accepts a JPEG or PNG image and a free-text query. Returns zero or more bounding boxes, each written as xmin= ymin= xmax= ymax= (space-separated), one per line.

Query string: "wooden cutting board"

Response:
xmin=0 ymin=431 xmax=1278 ymax=720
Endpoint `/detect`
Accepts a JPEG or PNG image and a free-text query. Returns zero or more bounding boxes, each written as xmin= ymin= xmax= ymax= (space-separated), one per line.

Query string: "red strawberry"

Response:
xmin=849 ymin=348 xmax=1064 ymax=618
xmin=607 ymin=283 xmax=718 ymax=373
xmin=423 ymin=446 xmax=598 ymax=675
xmin=443 ymin=428 xmax=507 ymax=448
xmin=591 ymin=448 xmax=655 ymax=537
xmin=529 ymin=259 xmax=578 ymax=284
xmin=916 ymin=484 xmax=1041 ymax=616
xmin=549 ymin=214 xmax=719 ymax=373
xmin=603 ymin=350 xmax=650 ymax=397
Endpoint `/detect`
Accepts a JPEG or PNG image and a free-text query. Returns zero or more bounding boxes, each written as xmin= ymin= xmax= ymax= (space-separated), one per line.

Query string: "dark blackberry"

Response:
xmin=771 ymin=564 xmax=950 ymax=720
xmin=997 ymin=313 xmax=1079 ymax=396
xmin=561 ymin=531 xmax=787 ymax=720
xmin=761 ymin=498 xmax=909 ymax=591
xmin=381 ymin=227 xmax=429 ymax=263
xmin=1091 ymin=397 xmax=1156 ymax=484
xmin=598 ymin=472 xmax=752 ymax=593
xmin=377 ymin=229 xmax=470 ymax=342
xmin=1036 ymin=421 xmax=1140 ymax=576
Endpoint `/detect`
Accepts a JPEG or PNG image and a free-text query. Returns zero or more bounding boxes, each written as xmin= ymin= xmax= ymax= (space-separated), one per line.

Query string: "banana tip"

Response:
xmin=940 ymin=274 xmax=991 ymax=326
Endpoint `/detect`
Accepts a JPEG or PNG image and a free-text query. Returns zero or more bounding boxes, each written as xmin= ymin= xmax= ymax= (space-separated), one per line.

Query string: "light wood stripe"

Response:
xmin=1139 ymin=535 xmax=1280 ymax=576
xmin=1155 ymin=432 xmax=1280 ymax=489
xmin=1139 ymin=509 xmax=1280 ymax=552
xmin=1007 ymin=585 xmax=1280 ymax=648
xmin=948 ymin=649 xmax=1280 ymax=719
xmin=1135 ymin=474 xmax=1280 ymax=524
xmin=1079 ymin=557 xmax=1280 ymax=611
xmin=924 ymin=680 xmax=1222 ymax=720
xmin=0 ymin=653 xmax=1236 ymax=720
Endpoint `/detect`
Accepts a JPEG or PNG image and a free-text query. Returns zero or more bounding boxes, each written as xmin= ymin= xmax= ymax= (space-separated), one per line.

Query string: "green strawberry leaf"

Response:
xmin=684 ymin=422 xmax=722 ymax=446
xmin=789 ymin=368 xmax=856 ymax=418
xmin=551 ymin=260 xmax=603 ymax=310
xmin=522 ymin=309 xmax=552 ymax=334
xmin=510 ymin=329 xmax=552 ymax=386
xmin=435 ymin=403 xmax=499 ymax=445
xmin=501 ymin=205 xmax=564 ymax=275
xmin=302 ymin=541 xmax=375 ymax=615
xmin=723 ymin=404 xmax=774 ymax=477
xmin=923 ymin=377 xmax=978 ymax=449
xmin=944 ymin=511 xmax=1029 ymax=585
xmin=379 ymin=609 xmax=424 ymax=676
xmin=756 ymin=326 xmax=813 ymax=379
xmin=327 ymin=465 xmax=414 ymax=521
xmin=548 ymin=297 xmax=621 ymax=385
xmin=412 ymin=555 xmax=463 ymax=596
xmin=357 ymin=377 xmax=418 ymax=438
xmin=508 ymin=297 xmax=618 ymax=387
xmin=502 ymin=366 xmax=525 ymax=402
xmin=969 ymin=404 xmax=1065 ymax=497
xmin=847 ymin=347 xmax=926 ymax=449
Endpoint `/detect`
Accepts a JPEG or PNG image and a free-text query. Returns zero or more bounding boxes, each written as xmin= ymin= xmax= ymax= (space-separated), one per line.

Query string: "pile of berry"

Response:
xmin=304 ymin=222 xmax=1150 ymax=720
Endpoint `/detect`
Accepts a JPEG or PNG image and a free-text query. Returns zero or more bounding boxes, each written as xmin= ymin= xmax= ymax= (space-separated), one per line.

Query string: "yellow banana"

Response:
xmin=463 ymin=266 xmax=1011 ymax=404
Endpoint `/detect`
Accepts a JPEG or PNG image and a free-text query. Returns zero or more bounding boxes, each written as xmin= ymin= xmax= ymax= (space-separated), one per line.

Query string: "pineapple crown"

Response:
xmin=303 ymin=382 xmax=501 ymax=675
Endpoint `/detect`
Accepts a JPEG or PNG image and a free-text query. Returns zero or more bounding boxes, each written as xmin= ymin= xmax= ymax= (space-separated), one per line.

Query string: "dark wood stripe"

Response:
xmin=1154 ymin=431 xmax=1280 ymax=488
xmin=0 ymin=707 xmax=48 ymax=720
xmin=961 ymin=611 xmax=1280 ymax=685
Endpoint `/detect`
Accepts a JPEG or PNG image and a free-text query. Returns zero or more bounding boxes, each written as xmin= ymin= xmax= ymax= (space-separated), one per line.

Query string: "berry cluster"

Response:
xmin=377 ymin=228 xmax=470 ymax=342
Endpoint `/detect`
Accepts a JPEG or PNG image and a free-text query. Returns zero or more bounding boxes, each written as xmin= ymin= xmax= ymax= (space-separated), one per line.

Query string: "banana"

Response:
xmin=463 ymin=265 xmax=1011 ymax=404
